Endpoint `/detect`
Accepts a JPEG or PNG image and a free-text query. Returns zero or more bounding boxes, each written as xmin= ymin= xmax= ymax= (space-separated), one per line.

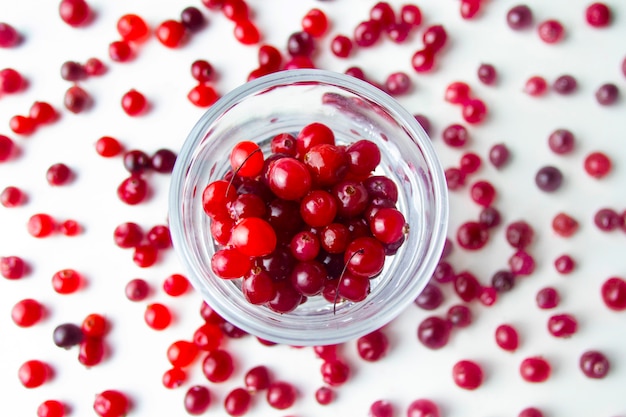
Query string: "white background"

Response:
xmin=1 ymin=0 xmax=626 ymax=416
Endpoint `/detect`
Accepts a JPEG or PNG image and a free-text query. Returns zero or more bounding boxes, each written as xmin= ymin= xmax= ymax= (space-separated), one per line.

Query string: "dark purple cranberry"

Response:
xmin=60 ymin=61 xmax=87 ymax=81
xmin=432 ymin=261 xmax=455 ymax=284
xmin=414 ymin=283 xmax=444 ymax=310
xmin=535 ymin=166 xmax=563 ymax=192
xmin=553 ymin=75 xmax=577 ymax=94
xmin=594 ymin=208 xmax=623 ymax=231
xmin=489 ymin=143 xmax=510 ymax=168
xmin=595 ymin=83 xmax=619 ymax=105
xmin=491 ymin=270 xmax=515 ymax=293
xmin=505 ymin=221 xmax=534 ymax=249
xmin=417 ymin=316 xmax=451 ymax=349
xmin=548 ymin=129 xmax=575 ymax=154
xmin=53 ymin=323 xmax=84 ymax=348
xmin=123 ymin=150 xmax=151 ymax=174
xmin=478 ymin=206 xmax=501 ymax=229
xmin=580 ymin=350 xmax=610 ymax=379
xmin=507 ymin=5 xmax=533 ymax=30
xmin=181 ymin=7 xmax=205 ymax=32
xmin=151 ymin=148 xmax=177 ymax=173
xmin=287 ymin=31 xmax=315 ymax=57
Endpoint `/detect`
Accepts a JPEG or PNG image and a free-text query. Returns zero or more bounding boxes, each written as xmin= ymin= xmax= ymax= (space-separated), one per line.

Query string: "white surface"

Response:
xmin=1 ymin=0 xmax=625 ymax=416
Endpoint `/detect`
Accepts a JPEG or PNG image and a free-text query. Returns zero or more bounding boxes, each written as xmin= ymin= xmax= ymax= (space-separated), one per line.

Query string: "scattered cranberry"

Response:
xmin=536 ymin=287 xmax=559 ymax=309
xmin=524 ymin=76 xmax=548 ymax=96
xmin=417 ymin=316 xmax=450 ymax=349
xmin=244 ymin=365 xmax=271 ymax=392
xmin=519 ymin=408 xmax=544 ymax=417
xmin=452 ymin=360 xmax=483 ymax=390
xmin=595 ymin=83 xmax=619 ymax=105
xmin=203 ymin=349 xmax=234 ymax=382
xmin=27 ymin=213 xmax=56 ymax=238
xmin=509 ymin=250 xmax=535 ymax=275
xmin=0 ymin=22 xmax=20 ymax=47
xmin=519 ymin=356 xmax=551 ymax=383
xmin=601 ymin=277 xmax=626 ymax=311
xmin=369 ymin=399 xmax=394 ymax=417
xmin=60 ymin=61 xmax=86 ymax=81
xmin=18 ymin=359 xmax=50 ymax=388
xmin=535 ymin=165 xmax=563 ymax=192
xmin=447 ymin=304 xmax=472 ymax=328
xmin=477 ymin=63 xmax=497 ymax=85
xmin=95 ymin=136 xmax=123 ymax=157
xmin=579 ymin=350 xmax=610 ymax=378
xmin=46 ymin=163 xmax=73 ymax=186
xmin=117 ymin=176 xmax=148 ymax=205
xmin=84 ymin=57 xmax=106 ymax=75
xmin=554 ymin=254 xmax=575 ymax=274
xmin=456 ymin=221 xmax=488 ymax=250
xmin=0 ymin=68 xmax=24 ymax=93
xmin=489 ymin=143 xmax=510 ymax=169
xmin=594 ymin=208 xmax=623 ymax=231
xmin=1 ymin=255 xmax=27 ymax=279
xmin=64 ymin=85 xmax=91 ymax=113
xmin=125 ymin=278 xmax=150 ymax=301
xmin=407 ymin=398 xmax=440 ymax=417
xmin=121 ymin=89 xmax=148 ymax=116
xmin=415 ymin=283 xmax=444 ymax=310
xmin=357 ymin=329 xmax=389 ymax=361
xmin=584 ymin=151 xmax=611 ymax=178
xmin=82 ymin=313 xmax=108 ymax=337
xmin=442 ymin=124 xmax=469 ymax=147
xmin=495 ymin=324 xmax=519 ymax=351
xmin=37 ymin=400 xmax=66 ymax=417
xmin=538 ymin=19 xmax=564 ymax=44
xmin=59 ymin=0 xmax=91 ymax=27
xmin=0 ymin=134 xmax=17 ymax=162
xmin=553 ymin=75 xmax=577 ymax=94
xmin=163 ymin=273 xmax=189 ymax=296
xmin=181 ymin=7 xmax=205 ymax=32
xmin=52 ymin=268 xmax=83 ymax=294
xmin=11 ymin=298 xmax=44 ymax=327
xmin=552 ymin=212 xmax=579 ymax=237
xmin=384 ymin=72 xmax=411 ymax=96
xmin=233 ymin=20 xmax=260 ymax=45
xmin=109 ymin=40 xmax=134 ymax=62
xmin=315 ymin=386 xmax=334 ymax=405
xmin=224 ymin=387 xmax=251 ymax=415
xmin=156 ymin=20 xmax=187 ymax=48
xmin=470 ymin=180 xmax=496 ymax=207
xmin=585 ymin=3 xmax=611 ymax=27
xmin=491 ymin=270 xmax=515 ymax=292
xmin=507 ymin=5 xmax=533 ymax=30
xmin=0 ymin=186 xmax=26 ymax=207
xmin=266 ymin=381 xmax=296 ymax=409
xmin=9 ymin=115 xmax=36 ymax=135
xmin=184 ymin=386 xmax=211 ymax=415
xmin=548 ymin=129 xmax=575 ymax=154
xmin=53 ymin=322 xmax=84 ymax=348
xmin=330 ymin=35 xmax=353 ymax=58
xmin=302 ymin=8 xmax=328 ymax=38
xmin=144 ymin=303 xmax=172 ymax=330
xmin=547 ymin=313 xmax=577 ymax=338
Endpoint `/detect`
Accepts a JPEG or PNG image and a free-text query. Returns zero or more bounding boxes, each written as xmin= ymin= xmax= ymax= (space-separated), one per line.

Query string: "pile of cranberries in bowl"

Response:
xmin=169 ymin=69 xmax=448 ymax=346
xmin=203 ymin=121 xmax=409 ymax=313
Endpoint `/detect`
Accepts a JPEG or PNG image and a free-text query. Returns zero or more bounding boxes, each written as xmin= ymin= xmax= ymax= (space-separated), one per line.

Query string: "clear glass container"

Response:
xmin=169 ymin=69 xmax=448 ymax=346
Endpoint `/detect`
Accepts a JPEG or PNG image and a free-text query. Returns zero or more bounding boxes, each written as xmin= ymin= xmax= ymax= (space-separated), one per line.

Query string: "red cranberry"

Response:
xmin=0 ymin=22 xmax=20 ymax=47
xmin=417 ymin=316 xmax=450 ymax=349
xmin=93 ymin=390 xmax=130 ymax=417
xmin=554 ymin=254 xmax=575 ymax=274
xmin=121 ymin=89 xmax=148 ymax=116
xmin=579 ymin=350 xmax=610 ymax=379
xmin=384 ymin=72 xmax=411 ymax=96
xmin=184 ymin=385 xmax=211 ymax=415
xmin=446 ymin=304 xmax=472 ymax=328
xmin=586 ymin=3 xmax=611 ymax=27
xmin=287 ymin=31 xmax=315 ymax=57
xmin=11 ymin=298 xmax=44 ymax=327
xmin=117 ymin=14 xmax=149 ymax=42
xmin=524 ymin=76 xmax=548 ymax=96
xmin=162 ymin=367 xmax=187 ymax=389
xmin=330 ymin=35 xmax=353 ymax=58
xmin=552 ymin=212 xmax=578 ymax=237
xmin=538 ymin=19 xmax=564 ymax=43
xmin=491 ymin=270 xmax=515 ymax=293
xmin=594 ymin=208 xmax=623 ymax=231
xmin=407 ymin=398 xmax=440 ymax=417
xmin=547 ymin=313 xmax=577 ymax=338
xmin=506 ymin=220 xmax=534 ymax=249
xmin=548 ymin=129 xmax=575 ymax=154
xmin=27 ymin=213 xmax=56 ymax=238
xmin=244 ymin=365 xmax=271 ymax=392
xmin=0 ymin=68 xmax=24 ymax=94
xmin=46 ymin=163 xmax=73 ymax=186
xmin=18 ymin=359 xmax=50 ymax=388
xmin=37 ymin=400 xmax=66 ymax=417
xmin=509 ymin=250 xmax=535 ymax=275
xmin=584 ymin=151 xmax=611 ymax=178
xmin=456 ymin=221 xmax=488 ymax=250
xmin=601 ymin=277 xmax=626 ymax=311
xmin=454 ymin=271 xmax=480 ymax=302
xmin=415 ymin=283 xmax=444 ymax=310
xmin=96 ymin=136 xmax=123 ymax=157
xmin=462 ymin=99 xmax=488 ymax=124
xmin=354 ymin=20 xmax=381 ymax=47
xmin=495 ymin=324 xmax=519 ymax=351
xmin=84 ymin=57 xmax=106 ymax=75
xmin=203 ymin=349 xmax=234 ymax=382
xmin=224 ymin=387 xmax=251 ymax=416
xmin=302 ymin=8 xmax=328 ymax=37
xmin=414 ymin=114 xmax=431 ymax=136
xmin=60 ymin=60 xmax=86 ymax=81
xmin=59 ymin=0 xmax=91 ymax=27
xmin=445 ymin=167 xmax=465 ymax=190
xmin=321 ymin=359 xmax=350 ymax=386
xmin=266 ymin=381 xmax=296 ymax=409
xmin=422 ymin=25 xmax=447 ymax=52
xmin=117 ymin=176 xmax=148 ymax=205
xmin=144 ymin=303 xmax=171 ymax=330
xmin=445 ymin=82 xmax=471 ymax=105
xmin=357 ymin=329 xmax=388 ymax=361
xmin=109 ymin=40 xmax=134 ymax=62
xmin=536 ymin=287 xmax=559 ymax=309
xmin=233 ymin=20 xmax=261 ymax=45
xmin=315 ymin=386 xmax=334 ymax=405
xmin=1 ymin=255 xmax=27 ymax=279
xmin=442 ymin=124 xmax=469 ymax=147
xmin=452 ymin=360 xmax=483 ymax=390
xmin=519 ymin=407 xmax=544 ymax=417
xmin=64 ymin=85 xmax=91 ymax=113
xmin=1 ymin=186 xmax=25 ymax=207
xmin=519 ymin=356 xmax=551 ymax=383
xmin=156 ymin=20 xmax=187 ymax=48
xmin=470 ymin=180 xmax=496 ymax=207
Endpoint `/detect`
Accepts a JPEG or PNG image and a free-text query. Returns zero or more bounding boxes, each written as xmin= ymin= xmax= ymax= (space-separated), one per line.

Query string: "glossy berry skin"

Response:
xmin=462 ymin=99 xmax=487 ymax=124
xmin=121 ymin=89 xmax=147 ymax=116
xmin=452 ymin=360 xmax=483 ymax=390
xmin=64 ymin=85 xmax=91 ymax=113
xmin=53 ymin=323 xmax=84 ymax=348
xmin=28 ymin=213 xmax=56 ymax=238
xmin=59 ymin=0 xmax=90 ymax=27
xmin=357 ymin=329 xmax=388 ymax=361
xmin=144 ymin=303 xmax=171 ymax=330
xmin=601 ymin=277 xmax=626 ymax=311
xmin=10 ymin=115 xmax=36 ymax=135
xmin=268 ymin=157 xmax=312 ymax=200
xmin=117 ymin=176 xmax=148 ymax=205
xmin=407 ymin=398 xmax=440 ymax=417
xmin=109 ymin=40 xmax=133 ymax=62
xmin=93 ymin=390 xmax=130 ymax=417
xmin=538 ymin=19 xmax=564 ymax=44
xmin=507 ymin=5 xmax=533 ymax=29
xmin=96 ymin=136 xmax=123 ymax=157
xmin=266 ymin=381 xmax=296 ymax=409
xmin=202 ymin=349 xmax=234 ymax=382
xmin=167 ymin=340 xmax=199 ymax=368
xmin=11 ymin=298 xmax=44 ymax=327
xmin=495 ymin=324 xmax=519 ymax=351
xmin=224 ymin=387 xmax=251 ymax=416
xmin=586 ymin=3 xmax=611 ymax=27
xmin=18 ymin=360 xmax=49 ymax=388
xmin=470 ymin=181 xmax=495 ymax=207
xmin=547 ymin=314 xmax=577 ymax=338
xmin=302 ymin=8 xmax=328 ymax=37
xmin=1 ymin=255 xmax=27 ymax=279
xmin=0 ymin=135 xmax=16 ymax=162
xmin=132 ymin=245 xmax=157 ymax=268
xmin=184 ymin=385 xmax=211 ymax=415
xmin=520 ymin=357 xmax=551 ymax=383
xmin=62 ymin=61 xmax=88 ymax=81
xmin=579 ymin=350 xmax=610 ymax=379
xmin=518 ymin=408 xmax=544 ymax=417
xmin=244 ymin=365 xmax=271 ymax=392
xmin=536 ymin=287 xmax=559 ymax=309
xmin=456 ymin=221 xmax=488 ymax=250
xmin=477 ymin=63 xmax=497 ymax=85
xmin=52 ymin=269 xmax=82 ymax=294
xmin=584 ymin=152 xmax=611 ymax=178
xmin=331 ymin=35 xmax=353 ymax=58
xmin=0 ymin=23 xmax=20 ymax=47
xmin=30 ymin=101 xmax=57 ymax=124
xmin=553 ymin=75 xmax=577 ymax=94
xmin=234 ymin=20 xmax=260 ymax=45
xmin=117 ymin=14 xmax=150 ymax=42
xmin=489 ymin=143 xmax=510 ymax=168
xmin=156 ymin=20 xmax=187 ymax=48
xmin=418 ymin=316 xmax=450 ymax=349
xmin=37 ymin=400 xmax=66 ymax=417
xmin=46 ymin=163 xmax=72 ymax=186
xmin=548 ymin=129 xmax=575 ymax=154
xmin=595 ymin=83 xmax=619 ymax=105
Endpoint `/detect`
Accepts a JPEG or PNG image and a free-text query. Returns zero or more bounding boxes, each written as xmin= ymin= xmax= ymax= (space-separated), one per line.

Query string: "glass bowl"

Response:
xmin=169 ymin=69 xmax=448 ymax=346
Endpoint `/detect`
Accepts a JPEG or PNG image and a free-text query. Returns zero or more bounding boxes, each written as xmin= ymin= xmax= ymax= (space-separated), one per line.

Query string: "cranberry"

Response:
xmin=117 ymin=176 xmax=148 ymax=205
xmin=586 ymin=3 xmax=612 ymax=27
xmin=594 ymin=208 xmax=623 ymax=231
xmin=144 ymin=303 xmax=172 ymax=330
xmin=46 ymin=163 xmax=73 ymax=186
xmin=37 ymin=400 xmax=66 ymax=417
xmin=244 ymin=365 xmax=271 ymax=392
xmin=554 ymin=254 xmax=575 ymax=274
xmin=595 ymin=83 xmax=619 ymax=105
xmin=509 ymin=250 xmax=535 ymax=275
xmin=28 ymin=213 xmax=56 ymax=238
xmin=167 ymin=340 xmax=199 ymax=368
xmin=447 ymin=304 xmax=472 ymax=328
xmin=384 ymin=72 xmax=412 ymax=96
xmin=548 ymin=129 xmax=575 ymax=154
xmin=52 ymin=268 xmax=83 ymax=294
xmin=64 ymin=85 xmax=91 ymax=113
xmin=552 ymin=212 xmax=579 ymax=237
xmin=452 ymin=360 xmax=483 ymax=390
xmin=18 ymin=359 xmax=50 ymax=388
xmin=584 ymin=151 xmax=611 ymax=178
xmin=121 ymin=89 xmax=148 ymax=116
xmin=477 ymin=63 xmax=497 ymax=85
xmin=579 ymin=350 xmax=610 ymax=378
xmin=370 ymin=399 xmax=394 ymax=417
xmin=411 ymin=48 xmax=435 ymax=72
xmin=302 ymin=8 xmax=328 ymax=37
xmin=1 ymin=186 xmax=26 ymax=207
xmin=117 ymin=14 xmax=150 ymax=42
xmin=123 ymin=150 xmax=151 ymax=174
xmin=147 ymin=224 xmax=171 ymax=248
xmin=354 ymin=20 xmax=381 ymax=47
xmin=330 ymin=35 xmax=353 ymax=58
xmin=535 ymin=166 xmax=563 ymax=192
xmin=547 ymin=313 xmax=577 ymax=338
xmin=553 ymin=75 xmax=577 ymax=94
xmin=445 ymin=167 xmax=465 ymax=190
xmin=287 ymin=31 xmax=315 ymax=57
xmin=181 ymin=7 xmax=205 ymax=32
xmin=53 ymin=323 xmax=84 ymax=348
xmin=224 ymin=387 xmax=251 ymax=416
xmin=84 ymin=57 xmax=106 ymax=75
xmin=507 ymin=5 xmax=533 ymax=30
xmin=357 ymin=329 xmax=388 ymax=361
xmin=524 ymin=76 xmax=548 ymax=96
xmin=0 ymin=23 xmax=20 ymax=47
xmin=407 ymin=399 xmax=440 ymax=417
xmin=109 ymin=40 xmax=134 ymax=62
xmin=536 ymin=287 xmax=559 ymax=309
xmin=491 ymin=270 xmax=515 ymax=293
xmin=11 ymin=298 xmax=44 ymax=327
xmin=519 ymin=408 xmax=544 ymax=417
xmin=184 ymin=386 xmax=211 ymax=415
xmin=538 ymin=19 xmax=564 ymax=44
xmin=162 ymin=367 xmax=187 ymax=389
xmin=495 ymin=324 xmax=519 ymax=351
xmin=1 ymin=255 xmax=27 ymax=279
xmin=489 ymin=143 xmax=510 ymax=168
xmin=96 ymin=136 xmax=123 ymax=157
xmin=315 ymin=386 xmax=334 ymax=405
xmin=470 ymin=180 xmax=496 ymax=206
xmin=417 ymin=316 xmax=450 ymax=349
xmin=203 ymin=349 xmax=234 ymax=382
xmin=601 ymin=277 xmax=626 ymax=311
xmin=233 ymin=20 xmax=260 ymax=45
xmin=0 ymin=135 xmax=16 ymax=162
xmin=0 ymin=68 xmax=24 ymax=94
xmin=519 ymin=356 xmax=551 ymax=382
xmin=60 ymin=60 xmax=86 ymax=81
xmin=423 ymin=25 xmax=447 ymax=52
xmin=415 ymin=283 xmax=444 ymax=310
xmin=456 ymin=221 xmax=488 ymax=250
xmin=442 ymin=124 xmax=469 ymax=147
xmin=506 ymin=221 xmax=534 ymax=249
xmin=156 ymin=20 xmax=187 ymax=48
xmin=266 ymin=381 xmax=296 ymax=409
xmin=462 ymin=99 xmax=488 ymax=124
xmin=59 ymin=0 xmax=91 ymax=27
